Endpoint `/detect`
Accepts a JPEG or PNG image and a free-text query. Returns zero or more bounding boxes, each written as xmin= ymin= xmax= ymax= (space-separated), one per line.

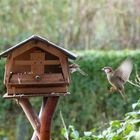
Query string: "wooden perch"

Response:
xmin=31 ymin=98 xmax=48 ymax=140
xmin=18 ymin=98 xmax=40 ymax=139
xmin=40 ymin=97 xmax=59 ymax=140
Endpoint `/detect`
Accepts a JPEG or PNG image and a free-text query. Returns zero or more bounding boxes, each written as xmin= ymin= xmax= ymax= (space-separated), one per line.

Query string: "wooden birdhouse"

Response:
xmin=0 ymin=35 xmax=77 ymax=97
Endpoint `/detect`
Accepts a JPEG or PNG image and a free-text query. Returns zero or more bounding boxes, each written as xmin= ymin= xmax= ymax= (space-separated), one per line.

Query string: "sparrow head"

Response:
xmin=69 ymin=63 xmax=80 ymax=73
xmin=69 ymin=63 xmax=88 ymax=76
xmin=102 ymin=67 xmax=113 ymax=74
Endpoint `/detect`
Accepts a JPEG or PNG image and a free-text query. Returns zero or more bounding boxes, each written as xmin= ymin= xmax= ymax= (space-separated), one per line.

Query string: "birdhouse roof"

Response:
xmin=0 ymin=35 xmax=77 ymax=60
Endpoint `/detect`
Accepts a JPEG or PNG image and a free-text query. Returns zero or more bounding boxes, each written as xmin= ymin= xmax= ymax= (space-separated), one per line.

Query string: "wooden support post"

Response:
xmin=31 ymin=98 xmax=48 ymax=140
xmin=18 ymin=98 xmax=40 ymax=139
xmin=40 ymin=97 xmax=59 ymax=140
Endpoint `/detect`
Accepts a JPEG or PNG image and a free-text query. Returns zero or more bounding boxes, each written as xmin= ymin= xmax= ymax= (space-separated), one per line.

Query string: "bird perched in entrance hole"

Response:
xmin=102 ymin=58 xmax=133 ymax=101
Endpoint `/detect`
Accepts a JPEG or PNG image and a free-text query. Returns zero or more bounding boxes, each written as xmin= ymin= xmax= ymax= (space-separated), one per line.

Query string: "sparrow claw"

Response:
xmin=108 ymin=87 xmax=116 ymax=94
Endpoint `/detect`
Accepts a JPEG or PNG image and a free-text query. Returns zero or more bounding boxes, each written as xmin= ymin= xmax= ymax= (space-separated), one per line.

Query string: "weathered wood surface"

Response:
xmin=31 ymin=98 xmax=48 ymax=140
xmin=40 ymin=97 xmax=59 ymax=140
xmin=14 ymin=60 xmax=60 ymax=65
xmin=7 ymin=86 xmax=67 ymax=94
xmin=16 ymin=97 xmax=59 ymax=140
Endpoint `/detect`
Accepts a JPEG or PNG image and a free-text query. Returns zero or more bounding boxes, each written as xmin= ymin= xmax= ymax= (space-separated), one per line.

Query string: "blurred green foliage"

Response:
xmin=61 ymin=99 xmax=140 ymax=139
xmin=0 ymin=0 xmax=140 ymax=50
xmin=0 ymin=50 xmax=140 ymax=139
xmin=54 ymin=50 xmax=140 ymax=135
xmin=0 ymin=1 xmax=140 ymax=139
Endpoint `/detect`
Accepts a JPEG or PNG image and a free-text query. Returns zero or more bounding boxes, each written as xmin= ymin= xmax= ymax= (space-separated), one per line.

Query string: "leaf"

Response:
xmin=110 ymin=120 xmax=121 ymax=128
xmin=117 ymin=127 xmax=125 ymax=134
xmin=126 ymin=111 xmax=140 ymax=118
xmin=125 ymin=131 xmax=136 ymax=140
xmin=135 ymin=131 xmax=140 ymax=140
xmin=84 ymin=131 xmax=92 ymax=137
xmin=124 ymin=123 xmax=134 ymax=135
xmin=90 ymin=128 xmax=96 ymax=133
xmin=132 ymin=101 xmax=140 ymax=110
xmin=61 ymin=128 xmax=69 ymax=139
xmin=129 ymin=119 xmax=140 ymax=124
xmin=70 ymin=130 xmax=79 ymax=139
xmin=126 ymin=131 xmax=136 ymax=140
xmin=112 ymin=135 xmax=122 ymax=140
xmin=132 ymin=103 xmax=138 ymax=110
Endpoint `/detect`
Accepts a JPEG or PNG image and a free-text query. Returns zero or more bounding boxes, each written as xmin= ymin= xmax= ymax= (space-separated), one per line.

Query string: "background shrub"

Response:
xmin=55 ymin=50 xmax=140 ymax=139
xmin=0 ymin=50 xmax=140 ymax=139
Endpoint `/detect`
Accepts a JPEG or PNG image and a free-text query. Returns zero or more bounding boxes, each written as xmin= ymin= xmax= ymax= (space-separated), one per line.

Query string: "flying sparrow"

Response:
xmin=102 ymin=58 xmax=133 ymax=100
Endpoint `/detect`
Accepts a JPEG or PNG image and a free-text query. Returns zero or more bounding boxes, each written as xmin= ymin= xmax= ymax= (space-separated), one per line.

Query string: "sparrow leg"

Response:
xmin=109 ymin=87 xmax=116 ymax=93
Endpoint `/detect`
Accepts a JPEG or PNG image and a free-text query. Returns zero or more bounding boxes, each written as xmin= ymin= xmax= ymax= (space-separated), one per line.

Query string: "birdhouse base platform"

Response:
xmin=3 ymin=92 xmax=70 ymax=99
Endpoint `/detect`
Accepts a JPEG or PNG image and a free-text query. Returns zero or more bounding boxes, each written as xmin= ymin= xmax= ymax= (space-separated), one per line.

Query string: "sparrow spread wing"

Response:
xmin=113 ymin=58 xmax=133 ymax=83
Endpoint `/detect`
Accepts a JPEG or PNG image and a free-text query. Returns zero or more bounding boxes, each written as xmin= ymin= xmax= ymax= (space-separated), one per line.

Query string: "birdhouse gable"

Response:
xmin=0 ymin=35 xmax=77 ymax=60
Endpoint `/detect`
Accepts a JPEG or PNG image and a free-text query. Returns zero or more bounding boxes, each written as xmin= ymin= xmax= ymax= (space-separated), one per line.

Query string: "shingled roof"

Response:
xmin=0 ymin=35 xmax=77 ymax=60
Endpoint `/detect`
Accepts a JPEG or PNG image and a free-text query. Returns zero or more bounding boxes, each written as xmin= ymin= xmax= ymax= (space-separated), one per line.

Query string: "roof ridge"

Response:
xmin=0 ymin=35 xmax=77 ymax=60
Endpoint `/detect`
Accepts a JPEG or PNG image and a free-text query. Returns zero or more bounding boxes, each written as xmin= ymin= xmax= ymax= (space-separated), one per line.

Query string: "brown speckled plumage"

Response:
xmin=102 ymin=58 xmax=133 ymax=100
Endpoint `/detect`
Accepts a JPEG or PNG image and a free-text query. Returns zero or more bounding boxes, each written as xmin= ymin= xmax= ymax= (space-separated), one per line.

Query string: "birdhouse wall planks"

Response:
xmin=0 ymin=35 xmax=77 ymax=96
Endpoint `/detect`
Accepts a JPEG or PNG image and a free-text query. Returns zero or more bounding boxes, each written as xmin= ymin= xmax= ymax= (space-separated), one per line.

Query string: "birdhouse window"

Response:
xmin=8 ymin=46 xmax=65 ymax=85
xmin=11 ymin=47 xmax=62 ymax=74
xmin=44 ymin=51 xmax=62 ymax=74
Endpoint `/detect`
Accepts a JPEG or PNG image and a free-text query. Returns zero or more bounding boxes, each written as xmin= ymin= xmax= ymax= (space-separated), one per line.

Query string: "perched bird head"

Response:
xmin=69 ymin=63 xmax=88 ymax=76
xmin=102 ymin=67 xmax=113 ymax=74
xmin=69 ymin=63 xmax=79 ymax=73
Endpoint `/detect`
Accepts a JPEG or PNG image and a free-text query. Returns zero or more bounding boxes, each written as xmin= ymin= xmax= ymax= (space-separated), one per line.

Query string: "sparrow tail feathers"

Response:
xmin=119 ymin=90 xmax=127 ymax=103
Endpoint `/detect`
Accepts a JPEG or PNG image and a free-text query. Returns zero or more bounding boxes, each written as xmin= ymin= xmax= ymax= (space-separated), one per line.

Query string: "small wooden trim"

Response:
xmin=3 ymin=92 xmax=70 ymax=98
xmin=14 ymin=60 xmax=60 ymax=65
xmin=7 ymin=86 xmax=67 ymax=94
xmin=12 ymin=41 xmax=35 ymax=58
xmin=37 ymin=42 xmax=63 ymax=59
xmin=8 ymin=82 xmax=67 ymax=86
xmin=4 ymin=54 xmax=14 ymax=85
xmin=9 ymin=73 xmax=66 ymax=85
xmin=9 ymin=72 xmax=64 ymax=84
xmin=60 ymin=56 xmax=70 ymax=83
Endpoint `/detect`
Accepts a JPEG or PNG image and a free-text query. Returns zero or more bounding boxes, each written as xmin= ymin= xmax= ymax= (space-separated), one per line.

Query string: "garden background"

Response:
xmin=0 ymin=0 xmax=140 ymax=139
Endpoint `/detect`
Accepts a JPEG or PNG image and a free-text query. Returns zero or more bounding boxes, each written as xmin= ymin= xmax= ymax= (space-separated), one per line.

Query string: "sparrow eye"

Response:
xmin=105 ymin=69 xmax=111 ymax=73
